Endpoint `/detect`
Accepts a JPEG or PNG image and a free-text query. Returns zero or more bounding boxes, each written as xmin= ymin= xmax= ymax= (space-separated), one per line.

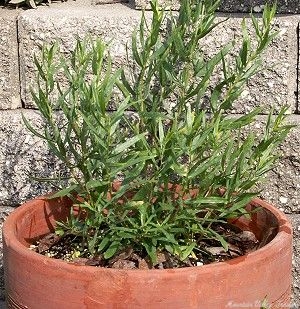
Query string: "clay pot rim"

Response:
xmin=3 ymin=196 xmax=292 ymax=275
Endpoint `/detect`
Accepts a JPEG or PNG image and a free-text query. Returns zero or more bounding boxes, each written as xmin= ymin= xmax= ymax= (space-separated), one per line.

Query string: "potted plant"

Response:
xmin=2 ymin=0 xmax=293 ymax=308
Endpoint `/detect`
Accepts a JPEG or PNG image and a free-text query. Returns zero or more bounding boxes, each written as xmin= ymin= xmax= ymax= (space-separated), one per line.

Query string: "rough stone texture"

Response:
xmin=0 ymin=8 xmax=21 ymax=110
xmin=18 ymin=4 xmax=298 ymax=114
xmin=288 ymin=214 xmax=300 ymax=307
xmin=258 ymin=115 xmax=300 ymax=214
xmin=18 ymin=2 xmax=142 ymax=108
xmin=135 ymin=0 xmax=180 ymax=10
xmin=219 ymin=0 xmax=300 ymax=14
xmin=201 ymin=15 xmax=298 ymax=114
xmin=2 ymin=0 xmax=128 ymax=8
xmin=0 ymin=110 xmax=299 ymax=210
xmin=0 ymin=111 xmax=299 ymax=207
xmin=0 ymin=109 xmax=67 ymax=206
xmin=0 ymin=206 xmax=14 ymax=304
xmin=135 ymin=0 xmax=300 ymax=14
xmin=298 ymin=23 xmax=300 ymax=114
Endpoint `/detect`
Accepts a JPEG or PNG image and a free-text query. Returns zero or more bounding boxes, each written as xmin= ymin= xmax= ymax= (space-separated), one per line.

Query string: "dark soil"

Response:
xmin=29 ymin=223 xmax=260 ymax=269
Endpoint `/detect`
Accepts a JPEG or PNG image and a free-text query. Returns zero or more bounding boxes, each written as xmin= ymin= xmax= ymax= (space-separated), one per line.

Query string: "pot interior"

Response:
xmin=232 ymin=201 xmax=279 ymax=247
xmin=14 ymin=197 xmax=279 ymax=251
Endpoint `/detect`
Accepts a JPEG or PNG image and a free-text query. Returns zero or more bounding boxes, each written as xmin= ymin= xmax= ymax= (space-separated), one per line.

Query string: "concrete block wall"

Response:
xmin=0 ymin=9 xmax=21 ymax=109
xmin=18 ymin=5 xmax=299 ymax=114
xmin=1 ymin=0 xmax=297 ymax=204
xmin=18 ymin=3 xmax=143 ymax=107
xmin=136 ymin=0 xmax=300 ymax=13
xmin=0 ymin=0 xmax=300 ymax=304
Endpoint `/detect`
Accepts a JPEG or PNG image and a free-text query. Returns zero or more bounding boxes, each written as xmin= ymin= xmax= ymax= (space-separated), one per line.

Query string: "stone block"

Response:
xmin=288 ymin=214 xmax=300 ymax=306
xmin=201 ymin=15 xmax=298 ymax=114
xmin=135 ymin=0 xmax=179 ymax=10
xmin=0 ymin=110 xmax=298 ymax=210
xmin=0 ymin=206 xmax=14 ymax=302
xmin=0 ymin=109 xmax=67 ymax=206
xmin=18 ymin=4 xmax=298 ymax=114
xmin=0 ymin=9 xmax=21 ymax=109
xmin=219 ymin=0 xmax=300 ymax=14
xmin=256 ymin=115 xmax=300 ymax=214
xmin=135 ymin=0 xmax=300 ymax=14
xmin=18 ymin=3 xmax=142 ymax=107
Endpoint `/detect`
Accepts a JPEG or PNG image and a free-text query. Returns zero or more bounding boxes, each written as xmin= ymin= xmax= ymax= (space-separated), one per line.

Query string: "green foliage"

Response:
xmin=24 ymin=0 xmax=293 ymax=264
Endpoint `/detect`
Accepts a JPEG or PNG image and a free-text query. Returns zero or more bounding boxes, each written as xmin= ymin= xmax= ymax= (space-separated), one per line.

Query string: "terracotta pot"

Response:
xmin=3 ymin=196 xmax=292 ymax=309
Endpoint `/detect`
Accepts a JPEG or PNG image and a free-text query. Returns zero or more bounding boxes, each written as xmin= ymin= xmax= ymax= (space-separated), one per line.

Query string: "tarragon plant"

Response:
xmin=24 ymin=0 xmax=293 ymax=264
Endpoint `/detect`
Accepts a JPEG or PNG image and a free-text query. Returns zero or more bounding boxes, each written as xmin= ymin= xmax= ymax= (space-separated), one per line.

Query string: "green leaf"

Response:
xmin=132 ymin=30 xmax=143 ymax=67
xmin=34 ymin=55 xmax=46 ymax=81
xmin=180 ymin=243 xmax=196 ymax=260
xmin=104 ymin=241 xmax=119 ymax=259
xmin=188 ymin=156 xmax=220 ymax=178
xmin=192 ymin=196 xmax=228 ymax=204
xmin=22 ymin=113 xmax=46 ymax=140
xmin=158 ymin=117 xmax=165 ymax=146
xmin=209 ymin=229 xmax=228 ymax=251
xmin=239 ymin=18 xmax=250 ymax=66
xmin=113 ymin=134 xmax=145 ymax=154
xmin=158 ymin=227 xmax=178 ymax=245
xmin=226 ymin=193 xmax=257 ymax=214
xmin=88 ymin=231 xmax=99 ymax=254
xmin=143 ymin=241 xmax=157 ymax=264
xmin=98 ymin=236 xmax=111 ymax=252
xmin=86 ymin=180 xmax=109 ymax=190
xmin=132 ymin=184 xmax=152 ymax=201
xmin=49 ymin=185 xmax=80 ymax=199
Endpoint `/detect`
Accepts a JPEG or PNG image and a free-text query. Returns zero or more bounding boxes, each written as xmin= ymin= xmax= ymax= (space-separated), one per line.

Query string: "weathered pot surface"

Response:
xmin=3 ymin=196 xmax=292 ymax=309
